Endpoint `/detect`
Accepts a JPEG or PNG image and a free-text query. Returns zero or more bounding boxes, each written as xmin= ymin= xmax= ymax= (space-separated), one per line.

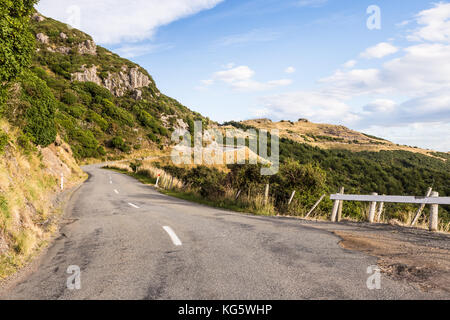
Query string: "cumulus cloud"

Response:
xmin=202 ymin=65 xmax=292 ymax=92
xmin=360 ymin=42 xmax=399 ymax=59
xmin=214 ymin=29 xmax=280 ymax=47
xmin=408 ymin=2 xmax=450 ymax=43
xmin=285 ymin=66 xmax=296 ymax=74
xmin=342 ymin=60 xmax=357 ymax=68
xmin=36 ymin=0 xmax=224 ymax=44
xmin=114 ymin=43 xmax=174 ymax=58
xmin=258 ymin=90 xmax=355 ymax=123
xmin=255 ymin=3 xmax=450 ymax=150
xmin=296 ymin=0 xmax=328 ymax=8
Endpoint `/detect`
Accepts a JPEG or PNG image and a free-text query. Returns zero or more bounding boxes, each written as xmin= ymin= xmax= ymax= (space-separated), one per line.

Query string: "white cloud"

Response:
xmin=296 ymin=0 xmax=328 ymax=8
xmin=215 ymin=29 xmax=280 ymax=47
xmin=408 ymin=2 xmax=450 ymax=43
xmin=285 ymin=66 xmax=296 ymax=74
xmin=37 ymin=0 xmax=224 ymax=44
xmin=363 ymin=99 xmax=397 ymax=113
xmin=203 ymin=65 xmax=292 ymax=92
xmin=254 ymin=3 xmax=450 ymax=150
xmin=360 ymin=42 xmax=399 ymax=59
xmin=114 ymin=43 xmax=173 ymax=58
xmin=342 ymin=60 xmax=357 ymax=68
xmin=258 ymin=90 xmax=354 ymax=123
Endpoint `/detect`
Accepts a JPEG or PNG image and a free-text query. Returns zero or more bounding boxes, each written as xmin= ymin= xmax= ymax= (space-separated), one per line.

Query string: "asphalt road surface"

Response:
xmin=1 ymin=165 xmax=444 ymax=299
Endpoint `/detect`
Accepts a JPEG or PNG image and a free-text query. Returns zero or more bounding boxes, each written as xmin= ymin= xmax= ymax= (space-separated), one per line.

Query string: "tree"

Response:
xmin=0 ymin=0 xmax=38 ymax=110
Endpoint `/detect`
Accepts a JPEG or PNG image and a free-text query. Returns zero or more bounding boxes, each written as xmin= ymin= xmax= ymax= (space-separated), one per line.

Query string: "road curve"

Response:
xmin=0 ymin=165 xmax=443 ymax=300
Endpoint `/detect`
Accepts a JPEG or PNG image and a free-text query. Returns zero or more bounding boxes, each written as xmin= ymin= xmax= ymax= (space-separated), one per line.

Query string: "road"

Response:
xmin=1 ymin=165 xmax=444 ymax=299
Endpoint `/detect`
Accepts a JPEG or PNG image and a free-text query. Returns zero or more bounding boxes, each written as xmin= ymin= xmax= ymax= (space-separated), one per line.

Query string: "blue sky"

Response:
xmin=37 ymin=0 xmax=450 ymax=151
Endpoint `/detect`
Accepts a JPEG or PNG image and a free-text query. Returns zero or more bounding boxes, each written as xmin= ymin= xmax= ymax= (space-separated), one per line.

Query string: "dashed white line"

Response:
xmin=114 ymin=189 xmax=119 ymax=194
xmin=163 ymin=226 xmax=182 ymax=246
xmin=128 ymin=202 xmax=140 ymax=209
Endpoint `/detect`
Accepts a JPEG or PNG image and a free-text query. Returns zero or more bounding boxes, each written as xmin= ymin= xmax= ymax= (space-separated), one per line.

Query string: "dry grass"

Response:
xmin=0 ymin=121 xmax=86 ymax=280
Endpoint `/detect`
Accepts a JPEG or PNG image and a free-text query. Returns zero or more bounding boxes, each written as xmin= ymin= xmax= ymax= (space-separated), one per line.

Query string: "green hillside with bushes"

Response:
xmin=2 ymin=5 xmax=208 ymax=161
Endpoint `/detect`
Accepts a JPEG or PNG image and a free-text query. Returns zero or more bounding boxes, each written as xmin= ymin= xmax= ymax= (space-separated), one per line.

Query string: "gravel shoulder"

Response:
xmin=297 ymin=219 xmax=450 ymax=295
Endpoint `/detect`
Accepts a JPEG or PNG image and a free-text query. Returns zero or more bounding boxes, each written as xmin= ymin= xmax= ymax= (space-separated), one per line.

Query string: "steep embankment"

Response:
xmin=0 ymin=120 xmax=85 ymax=279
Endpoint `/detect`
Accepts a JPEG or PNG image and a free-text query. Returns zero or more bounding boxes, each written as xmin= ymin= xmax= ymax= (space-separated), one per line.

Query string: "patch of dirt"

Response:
xmin=335 ymin=231 xmax=450 ymax=293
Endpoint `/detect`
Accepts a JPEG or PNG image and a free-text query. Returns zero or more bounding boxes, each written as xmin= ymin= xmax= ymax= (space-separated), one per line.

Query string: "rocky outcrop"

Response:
xmin=36 ymin=33 xmax=49 ymax=44
xmin=71 ymin=65 xmax=152 ymax=98
xmin=77 ymin=40 xmax=97 ymax=55
xmin=71 ymin=65 xmax=102 ymax=85
xmin=32 ymin=13 xmax=45 ymax=22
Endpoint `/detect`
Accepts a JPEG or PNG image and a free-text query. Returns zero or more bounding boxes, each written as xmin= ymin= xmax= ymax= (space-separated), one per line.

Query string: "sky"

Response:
xmin=37 ymin=0 xmax=450 ymax=151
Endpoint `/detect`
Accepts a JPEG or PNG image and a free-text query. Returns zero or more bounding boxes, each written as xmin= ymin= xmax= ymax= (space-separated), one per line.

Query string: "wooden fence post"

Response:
xmin=429 ymin=191 xmax=439 ymax=232
xmin=264 ymin=184 xmax=270 ymax=206
xmin=331 ymin=188 xmax=344 ymax=222
xmin=368 ymin=192 xmax=378 ymax=223
xmin=305 ymin=194 xmax=326 ymax=219
xmin=288 ymin=190 xmax=296 ymax=206
xmin=411 ymin=187 xmax=433 ymax=226
xmin=376 ymin=199 xmax=384 ymax=222
xmin=155 ymin=175 xmax=160 ymax=188
xmin=337 ymin=187 xmax=345 ymax=222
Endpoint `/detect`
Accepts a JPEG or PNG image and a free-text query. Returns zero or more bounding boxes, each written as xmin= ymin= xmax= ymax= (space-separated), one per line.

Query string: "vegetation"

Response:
xmin=0 ymin=0 xmax=38 ymax=110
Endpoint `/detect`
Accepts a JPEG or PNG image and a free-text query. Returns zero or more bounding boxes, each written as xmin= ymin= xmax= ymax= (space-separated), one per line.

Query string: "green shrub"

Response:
xmin=147 ymin=132 xmax=160 ymax=143
xmin=110 ymin=136 xmax=130 ymax=153
xmin=19 ymin=72 xmax=57 ymax=147
xmin=17 ymin=132 xmax=35 ymax=154
xmin=0 ymin=130 xmax=9 ymax=154
xmin=86 ymin=110 xmax=108 ymax=131
xmin=61 ymin=90 xmax=78 ymax=105
xmin=103 ymin=100 xmax=134 ymax=127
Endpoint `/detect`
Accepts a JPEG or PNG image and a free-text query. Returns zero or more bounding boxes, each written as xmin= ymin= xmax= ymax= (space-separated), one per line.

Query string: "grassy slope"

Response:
xmin=0 ymin=120 xmax=86 ymax=279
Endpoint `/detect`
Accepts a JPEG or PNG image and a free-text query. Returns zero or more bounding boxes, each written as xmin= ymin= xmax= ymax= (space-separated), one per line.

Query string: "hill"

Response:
xmin=235 ymin=118 xmax=442 ymax=158
xmin=5 ymin=11 xmax=209 ymax=161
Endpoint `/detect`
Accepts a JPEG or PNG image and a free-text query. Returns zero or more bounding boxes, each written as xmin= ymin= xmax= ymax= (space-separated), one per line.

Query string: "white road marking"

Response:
xmin=163 ymin=226 xmax=182 ymax=246
xmin=114 ymin=189 xmax=119 ymax=194
xmin=128 ymin=202 xmax=140 ymax=209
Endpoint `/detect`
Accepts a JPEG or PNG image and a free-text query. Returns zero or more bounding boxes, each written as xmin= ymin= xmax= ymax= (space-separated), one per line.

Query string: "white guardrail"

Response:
xmin=329 ymin=192 xmax=449 ymax=232
xmin=330 ymin=194 xmax=450 ymax=205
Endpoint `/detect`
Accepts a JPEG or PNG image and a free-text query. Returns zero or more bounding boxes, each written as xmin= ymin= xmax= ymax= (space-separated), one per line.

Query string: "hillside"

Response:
xmin=234 ymin=118 xmax=443 ymax=158
xmin=11 ymin=12 xmax=208 ymax=161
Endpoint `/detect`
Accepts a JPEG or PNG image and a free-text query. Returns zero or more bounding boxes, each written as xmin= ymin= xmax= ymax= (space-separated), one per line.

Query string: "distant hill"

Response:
xmin=233 ymin=118 xmax=442 ymax=159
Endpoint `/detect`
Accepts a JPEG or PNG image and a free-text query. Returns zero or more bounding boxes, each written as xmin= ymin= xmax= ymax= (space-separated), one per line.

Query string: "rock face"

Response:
xmin=71 ymin=65 xmax=152 ymax=98
xmin=36 ymin=33 xmax=49 ymax=44
xmin=77 ymin=40 xmax=97 ymax=55
xmin=32 ymin=13 xmax=45 ymax=22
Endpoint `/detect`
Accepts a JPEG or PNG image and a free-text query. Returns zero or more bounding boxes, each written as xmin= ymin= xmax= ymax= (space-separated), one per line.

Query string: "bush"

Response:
xmin=61 ymin=90 xmax=78 ymax=105
xmin=103 ymin=100 xmax=134 ymax=127
xmin=0 ymin=130 xmax=8 ymax=154
xmin=19 ymin=72 xmax=57 ymax=147
xmin=147 ymin=132 xmax=160 ymax=143
xmin=185 ymin=166 xmax=227 ymax=198
xmin=111 ymin=136 xmax=130 ymax=153
xmin=17 ymin=132 xmax=35 ymax=154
